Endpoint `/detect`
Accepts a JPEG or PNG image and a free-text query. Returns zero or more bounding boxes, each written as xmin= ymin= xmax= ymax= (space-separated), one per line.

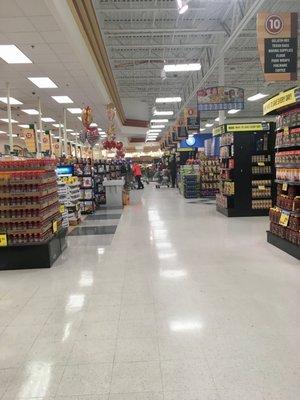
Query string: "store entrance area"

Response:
xmin=0 ymin=185 xmax=299 ymax=399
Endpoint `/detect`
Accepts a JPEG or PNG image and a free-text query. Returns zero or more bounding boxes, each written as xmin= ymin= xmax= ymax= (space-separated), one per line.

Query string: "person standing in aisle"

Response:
xmin=169 ymin=154 xmax=177 ymax=188
xmin=132 ymin=162 xmax=144 ymax=189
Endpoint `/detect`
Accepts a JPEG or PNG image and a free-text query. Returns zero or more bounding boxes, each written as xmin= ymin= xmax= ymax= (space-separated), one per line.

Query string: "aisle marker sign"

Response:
xmin=257 ymin=12 xmax=298 ymax=81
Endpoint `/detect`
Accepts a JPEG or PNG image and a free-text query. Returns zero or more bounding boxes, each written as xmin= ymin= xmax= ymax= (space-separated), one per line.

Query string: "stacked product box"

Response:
xmin=199 ymin=157 xmax=220 ymax=198
xmin=57 ymin=181 xmax=69 ymax=229
xmin=58 ymin=176 xmax=81 ymax=226
xmin=0 ymin=159 xmax=61 ymax=245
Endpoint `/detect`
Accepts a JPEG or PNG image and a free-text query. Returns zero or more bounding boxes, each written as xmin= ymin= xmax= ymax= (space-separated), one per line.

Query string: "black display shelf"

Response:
xmin=267 ymin=231 xmax=300 ymax=260
xmin=0 ymin=228 xmax=67 ymax=270
xmin=216 ymin=123 xmax=276 ymax=217
xmin=275 ymin=180 xmax=300 ymax=186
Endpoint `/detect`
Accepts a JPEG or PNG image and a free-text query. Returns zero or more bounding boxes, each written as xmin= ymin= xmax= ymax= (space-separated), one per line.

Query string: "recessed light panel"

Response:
xmin=51 ymin=96 xmax=73 ymax=104
xmin=28 ymin=77 xmax=58 ymax=88
xmin=22 ymin=109 xmax=39 ymax=115
xmin=0 ymin=97 xmax=23 ymax=105
xmin=67 ymin=108 xmax=82 ymax=114
xmin=0 ymin=118 xmax=18 ymax=123
xmin=41 ymin=117 xmax=55 ymax=122
xmin=0 ymin=45 xmax=32 ymax=64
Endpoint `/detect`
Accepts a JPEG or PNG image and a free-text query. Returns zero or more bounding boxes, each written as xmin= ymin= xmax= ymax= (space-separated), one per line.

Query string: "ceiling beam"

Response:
xmin=108 ymin=43 xmax=217 ymax=49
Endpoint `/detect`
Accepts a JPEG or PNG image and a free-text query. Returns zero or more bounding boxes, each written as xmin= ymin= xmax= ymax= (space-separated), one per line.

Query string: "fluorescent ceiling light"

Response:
xmin=77 ymin=116 xmax=82 ymax=121
xmin=70 ymin=132 xmax=77 ymax=136
xmin=176 ymin=0 xmax=188 ymax=14
xmin=154 ymin=110 xmax=174 ymax=116
xmin=90 ymin=123 xmax=98 ymax=127
xmin=156 ymin=97 xmax=181 ymax=103
xmin=215 ymin=117 xmax=220 ymax=122
xmin=27 ymin=77 xmax=57 ymax=88
xmin=0 ymin=45 xmax=32 ymax=64
xmin=199 ymin=128 xmax=205 ymax=132
xmin=150 ymin=119 xmax=168 ymax=123
xmin=164 ymin=63 xmax=201 ymax=72
xmin=10 ymin=133 xmax=18 ymax=137
xmin=148 ymin=130 xmax=161 ymax=133
xmin=205 ymin=123 xmax=214 ymax=127
xmin=53 ymin=135 xmax=59 ymax=139
xmin=52 ymin=123 xmax=63 ymax=128
xmin=22 ymin=109 xmax=39 ymax=115
xmin=150 ymin=125 xmax=165 ymax=129
xmin=0 ymin=130 xmax=6 ymax=133
xmin=67 ymin=108 xmax=82 ymax=114
xmin=0 ymin=97 xmax=22 ymax=105
xmin=66 ymin=129 xmax=73 ymax=132
xmin=228 ymin=109 xmax=241 ymax=114
xmin=18 ymin=124 xmax=29 ymax=128
xmin=0 ymin=118 xmax=18 ymax=123
xmin=51 ymin=96 xmax=73 ymax=104
xmin=41 ymin=117 xmax=55 ymax=122
xmin=247 ymin=93 xmax=268 ymax=102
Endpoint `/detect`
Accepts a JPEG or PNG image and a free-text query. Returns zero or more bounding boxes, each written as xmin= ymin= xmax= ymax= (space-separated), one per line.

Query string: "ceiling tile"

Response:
xmin=16 ymin=0 xmax=50 ymax=16
xmin=40 ymin=31 xmax=68 ymax=44
xmin=0 ymin=17 xmax=35 ymax=33
xmin=49 ymin=43 xmax=73 ymax=55
xmin=5 ymin=31 xmax=44 ymax=44
xmin=0 ymin=0 xmax=23 ymax=17
xmin=29 ymin=16 xmax=60 ymax=32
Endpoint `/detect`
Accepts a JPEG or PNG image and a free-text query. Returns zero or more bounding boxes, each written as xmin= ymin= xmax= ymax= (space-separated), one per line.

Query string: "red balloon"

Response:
xmin=116 ymin=141 xmax=123 ymax=150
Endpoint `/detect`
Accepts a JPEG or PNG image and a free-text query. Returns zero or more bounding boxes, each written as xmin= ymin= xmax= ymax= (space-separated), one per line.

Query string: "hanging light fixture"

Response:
xmin=176 ymin=0 xmax=188 ymax=14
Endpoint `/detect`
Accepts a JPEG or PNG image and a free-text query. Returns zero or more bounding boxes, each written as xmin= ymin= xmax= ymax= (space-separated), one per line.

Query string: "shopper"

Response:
xmin=169 ymin=154 xmax=177 ymax=188
xmin=132 ymin=162 xmax=144 ymax=189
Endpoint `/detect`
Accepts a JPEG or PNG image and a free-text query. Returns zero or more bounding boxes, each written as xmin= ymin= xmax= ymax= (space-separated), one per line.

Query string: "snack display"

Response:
xmin=0 ymin=159 xmax=61 ymax=245
xmin=199 ymin=157 xmax=220 ymax=197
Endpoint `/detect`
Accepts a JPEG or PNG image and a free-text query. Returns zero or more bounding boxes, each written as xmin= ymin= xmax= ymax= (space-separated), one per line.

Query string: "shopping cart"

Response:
xmin=154 ymin=169 xmax=170 ymax=188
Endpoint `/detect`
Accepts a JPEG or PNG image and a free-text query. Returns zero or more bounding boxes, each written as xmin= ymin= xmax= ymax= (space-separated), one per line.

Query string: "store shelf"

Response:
xmin=267 ymin=231 xmax=300 ymax=260
xmin=275 ymin=163 xmax=300 ymax=168
xmin=275 ymin=144 xmax=300 ymax=150
xmin=275 ymin=180 xmax=300 ymax=186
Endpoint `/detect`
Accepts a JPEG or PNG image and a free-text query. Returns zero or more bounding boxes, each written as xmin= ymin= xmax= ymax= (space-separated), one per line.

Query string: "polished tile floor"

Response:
xmin=0 ymin=185 xmax=299 ymax=400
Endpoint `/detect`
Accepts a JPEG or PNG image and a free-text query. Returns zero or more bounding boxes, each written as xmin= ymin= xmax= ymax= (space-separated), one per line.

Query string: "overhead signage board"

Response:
xmin=184 ymin=108 xmax=200 ymax=131
xmin=197 ymin=87 xmax=244 ymax=111
xmin=213 ymin=123 xmax=270 ymax=136
xmin=257 ymin=12 xmax=298 ymax=81
xmin=263 ymin=87 xmax=298 ymax=115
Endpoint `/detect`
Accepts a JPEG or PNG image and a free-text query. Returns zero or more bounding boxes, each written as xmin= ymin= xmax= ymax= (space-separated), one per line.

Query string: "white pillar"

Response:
xmin=6 ymin=82 xmax=13 ymax=154
xmin=75 ymin=133 xmax=78 ymax=158
xmin=63 ymin=108 xmax=68 ymax=156
xmin=38 ymin=97 xmax=43 ymax=155
xmin=218 ymin=35 xmax=226 ymax=126
xmin=58 ymin=122 xmax=62 ymax=156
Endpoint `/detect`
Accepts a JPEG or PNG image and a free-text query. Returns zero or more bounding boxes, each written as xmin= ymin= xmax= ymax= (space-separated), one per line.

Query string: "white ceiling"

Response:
xmin=0 ymin=0 xmax=113 ymax=144
xmin=93 ymin=0 xmax=300 ymax=136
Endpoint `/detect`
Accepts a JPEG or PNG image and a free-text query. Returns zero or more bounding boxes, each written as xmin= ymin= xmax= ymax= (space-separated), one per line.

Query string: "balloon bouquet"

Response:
xmin=102 ymin=103 xmax=125 ymax=158
xmin=78 ymin=106 xmax=100 ymax=148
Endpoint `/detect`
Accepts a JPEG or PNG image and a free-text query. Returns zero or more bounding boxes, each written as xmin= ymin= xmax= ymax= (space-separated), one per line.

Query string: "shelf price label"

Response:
xmin=258 ymin=162 xmax=265 ymax=166
xmin=258 ymin=185 xmax=265 ymax=190
xmin=282 ymin=183 xmax=288 ymax=191
xmin=0 ymin=233 xmax=7 ymax=247
xmin=279 ymin=211 xmax=290 ymax=227
xmin=59 ymin=205 xmax=65 ymax=214
xmin=52 ymin=220 xmax=58 ymax=233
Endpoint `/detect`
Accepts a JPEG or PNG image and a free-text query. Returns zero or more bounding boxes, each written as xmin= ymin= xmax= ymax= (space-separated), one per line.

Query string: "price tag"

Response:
xmin=282 ymin=183 xmax=288 ymax=191
xmin=279 ymin=211 xmax=290 ymax=227
xmin=258 ymin=185 xmax=265 ymax=190
xmin=59 ymin=205 xmax=65 ymax=213
xmin=283 ymin=126 xmax=289 ymax=135
xmin=258 ymin=162 xmax=265 ymax=166
xmin=52 ymin=220 xmax=58 ymax=233
xmin=0 ymin=233 xmax=7 ymax=247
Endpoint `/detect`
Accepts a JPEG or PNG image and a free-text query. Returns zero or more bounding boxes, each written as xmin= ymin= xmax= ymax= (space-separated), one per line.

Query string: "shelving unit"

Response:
xmin=263 ymin=87 xmax=300 ymax=259
xmin=215 ymin=123 xmax=276 ymax=217
xmin=199 ymin=157 xmax=220 ymax=198
xmin=93 ymin=160 xmax=124 ymax=207
xmin=74 ymin=160 xmax=95 ymax=214
xmin=178 ymin=165 xmax=200 ymax=199
xmin=0 ymin=159 xmax=67 ymax=269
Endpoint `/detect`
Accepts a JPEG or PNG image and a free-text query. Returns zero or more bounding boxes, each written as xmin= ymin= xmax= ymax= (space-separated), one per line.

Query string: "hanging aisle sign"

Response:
xmin=21 ymin=128 xmax=36 ymax=153
xmin=184 ymin=108 xmax=200 ymax=131
xmin=257 ymin=12 xmax=298 ymax=81
xmin=263 ymin=87 xmax=299 ymax=115
xmin=41 ymin=132 xmax=51 ymax=152
xmin=197 ymin=87 xmax=244 ymax=111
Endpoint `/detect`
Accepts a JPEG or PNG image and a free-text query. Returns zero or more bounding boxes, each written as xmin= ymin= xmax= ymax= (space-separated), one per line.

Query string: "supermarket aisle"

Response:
xmin=0 ymin=185 xmax=299 ymax=400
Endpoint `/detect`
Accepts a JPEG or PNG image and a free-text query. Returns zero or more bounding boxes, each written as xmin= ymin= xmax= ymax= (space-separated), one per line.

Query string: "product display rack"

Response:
xmin=263 ymin=87 xmax=300 ymax=259
xmin=74 ymin=160 xmax=95 ymax=214
xmin=215 ymin=123 xmax=276 ymax=217
xmin=0 ymin=159 xmax=67 ymax=269
xmin=93 ymin=160 xmax=124 ymax=207
xmin=199 ymin=156 xmax=220 ymax=198
xmin=178 ymin=165 xmax=200 ymax=199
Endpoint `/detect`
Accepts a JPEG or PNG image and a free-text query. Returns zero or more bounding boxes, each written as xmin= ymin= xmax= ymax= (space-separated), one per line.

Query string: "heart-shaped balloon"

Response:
xmin=86 ymin=127 xmax=99 ymax=147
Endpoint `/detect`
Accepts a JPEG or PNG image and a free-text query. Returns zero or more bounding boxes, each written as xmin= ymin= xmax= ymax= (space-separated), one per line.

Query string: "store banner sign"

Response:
xmin=184 ymin=108 xmax=200 ymax=131
xmin=226 ymin=123 xmax=269 ymax=132
xmin=53 ymin=142 xmax=60 ymax=157
xmin=212 ymin=125 xmax=226 ymax=136
xmin=197 ymin=87 xmax=244 ymax=111
xmin=257 ymin=12 xmax=298 ymax=81
xmin=21 ymin=128 xmax=36 ymax=153
xmin=41 ymin=133 xmax=51 ymax=152
xmin=263 ymin=87 xmax=298 ymax=115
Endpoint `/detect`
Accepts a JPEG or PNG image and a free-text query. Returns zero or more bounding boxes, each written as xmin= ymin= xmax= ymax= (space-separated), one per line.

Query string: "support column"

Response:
xmin=6 ymin=82 xmax=13 ymax=154
xmin=63 ymin=108 xmax=68 ymax=156
xmin=38 ymin=97 xmax=43 ymax=155
xmin=218 ymin=35 xmax=226 ymax=125
xmin=58 ymin=122 xmax=62 ymax=157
